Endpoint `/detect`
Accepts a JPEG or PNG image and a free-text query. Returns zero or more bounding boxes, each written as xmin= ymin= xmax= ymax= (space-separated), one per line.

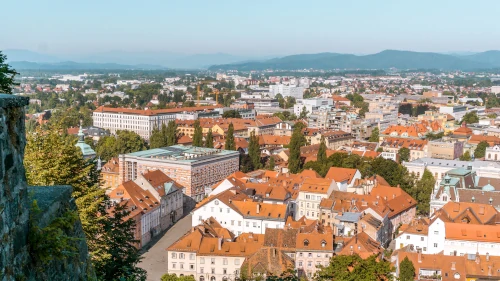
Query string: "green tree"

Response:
xmin=24 ymin=127 xmax=146 ymax=280
xmin=0 ymin=51 xmax=19 ymax=94
xmin=288 ymin=126 xmax=306 ymax=173
xmin=192 ymin=120 xmax=203 ymax=147
xmin=412 ymin=169 xmax=435 ymax=215
xmin=461 ymin=111 xmax=479 ymax=124
xmin=399 ymin=256 xmax=415 ymax=281
xmin=459 ymin=150 xmax=472 ymax=161
xmin=268 ymin=157 xmax=275 ymax=171
xmin=166 ymin=121 xmax=178 ymax=146
xmin=369 ymin=127 xmax=380 ymax=142
xmin=248 ymin=131 xmax=261 ymax=170
xmin=149 ymin=125 xmax=164 ymax=149
xmin=222 ymin=110 xmax=242 ymax=118
xmin=315 ymin=254 xmax=394 ymax=281
xmin=95 ymin=136 xmax=118 ymax=162
xmin=115 ymin=130 xmax=147 ymax=154
xmin=94 ymin=202 xmax=147 ymax=281
xmin=317 ymin=136 xmax=327 ymax=165
xmin=398 ymin=147 xmax=410 ymax=163
xmin=225 ymin=123 xmax=236 ymax=150
xmin=205 ymin=128 xmax=214 ymax=148
xmin=299 ymin=106 xmax=309 ymax=119
xmin=474 ymin=140 xmax=489 ymax=159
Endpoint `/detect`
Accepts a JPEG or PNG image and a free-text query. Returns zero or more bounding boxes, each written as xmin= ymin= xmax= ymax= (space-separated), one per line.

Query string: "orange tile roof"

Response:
xmin=296 ymin=232 xmax=334 ymax=251
xmin=325 ymin=167 xmax=358 ymax=183
xmin=101 ymin=157 xmax=119 ymax=174
xmin=436 ymin=201 xmax=499 ymax=225
xmin=395 ymin=252 xmax=466 ymax=281
xmin=453 ymin=122 xmax=473 ymax=136
xmin=468 ymin=135 xmax=500 ymax=146
xmin=258 ymin=135 xmax=291 ymax=146
xmin=298 ymin=178 xmax=333 ymax=194
xmin=94 ymin=105 xmax=221 ymax=116
xmin=445 ymin=222 xmax=500 ymax=243
xmin=108 ymin=181 xmax=159 ymax=214
xmin=338 ymin=232 xmax=382 ymax=258
xmin=380 ymin=137 xmax=428 ymax=151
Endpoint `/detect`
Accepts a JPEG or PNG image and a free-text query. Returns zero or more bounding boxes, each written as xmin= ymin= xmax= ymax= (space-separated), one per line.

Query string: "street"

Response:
xmin=139 ymin=214 xmax=192 ymax=281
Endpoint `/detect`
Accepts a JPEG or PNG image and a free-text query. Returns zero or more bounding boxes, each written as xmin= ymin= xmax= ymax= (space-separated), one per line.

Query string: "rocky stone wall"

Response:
xmin=0 ymin=94 xmax=95 ymax=281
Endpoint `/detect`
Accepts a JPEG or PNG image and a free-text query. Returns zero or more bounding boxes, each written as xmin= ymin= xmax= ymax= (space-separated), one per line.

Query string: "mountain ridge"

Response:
xmin=208 ymin=50 xmax=500 ymax=71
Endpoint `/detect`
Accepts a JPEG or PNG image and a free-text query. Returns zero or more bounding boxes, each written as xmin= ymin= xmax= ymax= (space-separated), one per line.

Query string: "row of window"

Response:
xmin=297 ymin=260 xmax=329 ymax=267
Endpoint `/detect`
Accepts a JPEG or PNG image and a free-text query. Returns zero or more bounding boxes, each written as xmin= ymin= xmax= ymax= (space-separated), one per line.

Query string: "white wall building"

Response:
xmin=269 ymin=84 xmax=305 ymax=99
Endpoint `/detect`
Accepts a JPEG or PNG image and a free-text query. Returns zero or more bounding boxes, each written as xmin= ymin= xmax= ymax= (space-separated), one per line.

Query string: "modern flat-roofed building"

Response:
xmin=119 ymin=145 xmax=240 ymax=201
xmin=92 ymin=105 xmax=221 ymax=140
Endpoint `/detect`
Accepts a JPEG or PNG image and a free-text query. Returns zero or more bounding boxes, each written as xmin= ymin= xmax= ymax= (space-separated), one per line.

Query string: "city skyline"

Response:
xmin=2 ymin=0 xmax=500 ymax=57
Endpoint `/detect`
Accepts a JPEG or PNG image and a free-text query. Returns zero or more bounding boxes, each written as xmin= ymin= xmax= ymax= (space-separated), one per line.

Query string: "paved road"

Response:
xmin=139 ymin=214 xmax=192 ymax=281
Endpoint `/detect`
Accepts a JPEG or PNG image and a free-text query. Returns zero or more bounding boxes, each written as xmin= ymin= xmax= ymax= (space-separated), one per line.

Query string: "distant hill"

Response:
xmin=2 ymin=49 xmax=266 ymax=69
xmin=9 ymin=61 xmax=166 ymax=70
xmin=209 ymin=50 xmax=500 ymax=71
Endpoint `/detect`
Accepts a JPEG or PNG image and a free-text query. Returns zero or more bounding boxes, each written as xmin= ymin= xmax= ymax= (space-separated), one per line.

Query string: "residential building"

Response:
xmin=324 ymin=167 xmax=362 ymax=192
xmin=192 ymin=189 xmax=289 ymax=236
xmin=294 ymin=178 xmax=337 ymax=221
xmin=119 ymin=145 xmax=240 ymax=201
xmin=101 ymin=157 xmax=120 ymax=190
xmin=379 ymin=138 xmax=428 ymax=162
xmin=485 ymin=145 xmax=500 ymax=161
xmin=295 ymin=232 xmax=335 ymax=279
xmin=269 ymin=84 xmax=305 ymax=99
xmin=293 ymin=98 xmax=333 ymax=117
xmin=427 ymin=140 xmax=464 ymax=160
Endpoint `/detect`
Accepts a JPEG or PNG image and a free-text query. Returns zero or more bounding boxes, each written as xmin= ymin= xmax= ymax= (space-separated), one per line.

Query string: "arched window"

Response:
xmin=321 ymin=240 xmax=327 ymax=247
xmin=210 ymin=277 xmax=216 ymax=281
xmin=222 ymin=277 xmax=228 ymax=281
xmin=200 ymin=277 xmax=205 ymax=281
xmin=304 ymin=239 xmax=309 ymax=247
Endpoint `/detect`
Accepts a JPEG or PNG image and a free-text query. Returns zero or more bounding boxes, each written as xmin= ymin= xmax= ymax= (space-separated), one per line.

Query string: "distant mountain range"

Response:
xmin=4 ymin=49 xmax=500 ymax=71
xmin=2 ymin=49 xmax=268 ymax=70
xmin=208 ymin=50 xmax=500 ymax=71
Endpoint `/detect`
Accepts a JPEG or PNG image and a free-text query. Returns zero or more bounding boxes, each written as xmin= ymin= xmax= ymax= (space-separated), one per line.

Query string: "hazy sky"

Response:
xmin=2 ymin=0 xmax=500 ymax=56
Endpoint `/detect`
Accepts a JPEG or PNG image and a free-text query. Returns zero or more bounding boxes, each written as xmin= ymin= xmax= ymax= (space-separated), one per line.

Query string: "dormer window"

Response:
xmin=303 ymin=240 xmax=309 ymax=247
xmin=321 ymin=240 xmax=326 ymax=248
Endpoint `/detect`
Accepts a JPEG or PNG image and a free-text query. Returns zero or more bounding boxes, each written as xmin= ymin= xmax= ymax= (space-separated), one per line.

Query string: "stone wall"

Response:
xmin=0 ymin=94 xmax=95 ymax=281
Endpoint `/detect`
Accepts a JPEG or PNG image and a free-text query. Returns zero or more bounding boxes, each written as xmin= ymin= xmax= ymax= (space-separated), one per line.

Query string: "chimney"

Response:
xmin=418 ymin=251 xmax=422 ymax=263
xmin=257 ymin=203 xmax=261 ymax=214
xmin=486 ymin=252 xmax=490 ymax=262
xmin=218 ymin=237 xmax=222 ymax=251
xmin=451 ymin=262 xmax=456 ymax=270
xmin=476 ymin=252 xmax=480 ymax=264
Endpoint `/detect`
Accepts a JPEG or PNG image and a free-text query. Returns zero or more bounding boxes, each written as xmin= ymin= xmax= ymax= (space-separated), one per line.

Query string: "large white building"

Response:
xmin=192 ymin=190 xmax=289 ymax=236
xmin=92 ymin=105 xmax=221 ymax=140
xmin=269 ymin=84 xmax=305 ymax=99
xmin=293 ymin=98 xmax=333 ymax=117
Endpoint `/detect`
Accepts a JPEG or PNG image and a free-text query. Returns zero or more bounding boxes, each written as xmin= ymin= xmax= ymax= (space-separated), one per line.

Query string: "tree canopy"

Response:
xmin=192 ymin=120 xmax=203 ymax=147
xmin=95 ymin=130 xmax=147 ymax=161
xmin=315 ymin=254 xmax=394 ymax=281
xmin=398 ymin=147 xmax=410 ymax=163
xmin=0 ymin=51 xmax=18 ymax=94
xmin=222 ymin=110 xmax=242 ymax=118
xmin=288 ymin=125 xmax=306 ymax=173
xmin=225 ymin=123 xmax=236 ymax=150
xmin=248 ymin=131 xmax=261 ymax=170
xmin=461 ymin=111 xmax=479 ymax=124
xmin=369 ymin=127 xmax=379 ymax=142
xmin=399 ymin=256 xmax=416 ymax=281
xmin=474 ymin=140 xmax=489 ymax=159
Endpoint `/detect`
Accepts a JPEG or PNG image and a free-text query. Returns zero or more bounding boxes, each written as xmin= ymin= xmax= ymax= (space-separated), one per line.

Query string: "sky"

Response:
xmin=2 ymin=0 xmax=500 ymax=57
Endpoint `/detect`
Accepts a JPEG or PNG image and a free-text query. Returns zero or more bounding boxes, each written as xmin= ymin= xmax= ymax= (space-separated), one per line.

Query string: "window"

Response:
xmin=308 ymin=261 xmax=312 ymax=267
xmin=423 ymin=247 xmax=427 ymax=251
xmin=238 ymin=221 xmax=242 ymax=226
xmin=298 ymin=261 xmax=303 ymax=267
xmin=200 ymin=267 xmax=204 ymax=274
xmin=190 ymin=254 xmax=195 ymax=260
xmin=308 ymin=253 xmax=312 ymax=258
xmin=211 ymin=258 xmax=215 ymax=265
xmin=223 ymin=269 xmax=227 ymax=274
xmin=171 ymin=253 xmax=177 ymax=259
xmin=407 ymin=235 xmax=410 ymax=240
xmin=299 ymin=253 xmax=303 ymax=257
xmin=200 ymin=258 xmax=205 ymax=264
xmin=303 ymin=240 xmax=309 ymax=247
xmin=312 ymin=212 xmax=315 ymax=217
xmin=190 ymin=264 xmax=194 ymax=270
xmin=253 ymin=222 xmax=257 ymax=227
xmin=421 ymin=237 xmax=424 ymax=241
xmin=321 ymin=240 xmax=326 ymax=248
xmin=434 ymin=243 xmax=438 ymax=248
xmin=179 ymin=253 xmax=185 ymax=259
xmin=231 ymin=220 xmax=234 ymax=226
xmin=246 ymin=222 xmax=249 ymax=227
xmin=227 ymin=208 xmax=230 ymax=213
xmin=223 ymin=258 xmax=228 ymax=265
xmin=172 ymin=263 xmax=176 ymax=268
xmin=235 ymin=259 xmax=240 ymax=265
xmin=180 ymin=263 xmax=184 ymax=269
xmin=211 ymin=268 xmax=215 ymax=274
